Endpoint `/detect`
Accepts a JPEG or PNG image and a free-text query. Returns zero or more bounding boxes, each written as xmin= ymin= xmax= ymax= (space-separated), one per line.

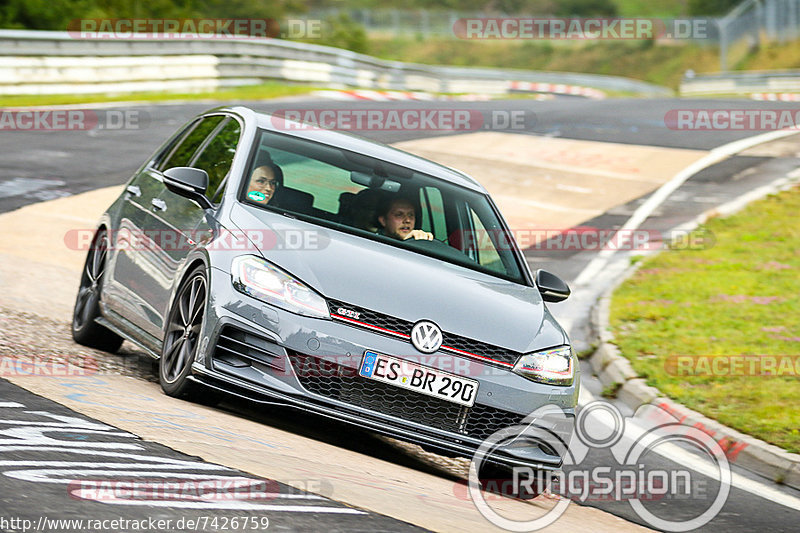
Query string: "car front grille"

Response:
xmin=327 ymin=299 xmax=522 ymax=367
xmin=287 ymin=352 xmax=525 ymax=440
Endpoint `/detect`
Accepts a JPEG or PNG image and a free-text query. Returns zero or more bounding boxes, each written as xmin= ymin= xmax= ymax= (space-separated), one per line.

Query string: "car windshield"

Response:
xmin=239 ymin=129 xmax=526 ymax=285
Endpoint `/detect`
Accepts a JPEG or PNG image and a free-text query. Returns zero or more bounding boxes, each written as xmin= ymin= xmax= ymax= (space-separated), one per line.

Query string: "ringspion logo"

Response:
xmin=468 ymin=401 xmax=731 ymax=531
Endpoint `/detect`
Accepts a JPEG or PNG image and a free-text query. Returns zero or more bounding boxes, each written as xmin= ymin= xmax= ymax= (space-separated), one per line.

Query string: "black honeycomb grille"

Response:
xmin=328 ymin=299 xmax=412 ymax=336
xmin=327 ymin=299 xmax=521 ymax=366
xmin=287 ymin=352 xmax=525 ymax=440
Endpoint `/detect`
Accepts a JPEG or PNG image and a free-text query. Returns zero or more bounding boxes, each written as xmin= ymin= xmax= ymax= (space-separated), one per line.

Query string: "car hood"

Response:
xmin=229 ymin=203 xmax=567 ymax=353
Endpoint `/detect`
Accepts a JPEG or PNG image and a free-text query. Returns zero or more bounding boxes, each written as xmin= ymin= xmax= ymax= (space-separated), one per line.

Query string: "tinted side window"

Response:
xmin=191 ymin=119 xmax=241 ymax=201
xmin=252 ymin=146 xmax=358 ymax=212
xmin=159 ymin=115 xmax=225 ymax=171
xmin=150 ymin=120 xmax=199 ymax=169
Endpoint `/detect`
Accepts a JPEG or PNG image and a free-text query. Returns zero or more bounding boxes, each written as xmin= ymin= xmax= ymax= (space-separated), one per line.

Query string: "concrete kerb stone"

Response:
xmin=588 ymin=263 xmax=643 ymax=395
xmin=617 ymin=379 xmax=659 ymax=409
xmin=786 ymin=464 xmax=800 ymax=489
xmin=586 ymin=172 xmax=800 ymax=491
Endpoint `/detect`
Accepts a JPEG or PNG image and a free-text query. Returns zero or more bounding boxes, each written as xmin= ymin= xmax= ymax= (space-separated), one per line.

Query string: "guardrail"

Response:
xmin=0 ymin=29 xmax=671 ymax=97
xmin=680 ymin=70 xmax=800 ymax=96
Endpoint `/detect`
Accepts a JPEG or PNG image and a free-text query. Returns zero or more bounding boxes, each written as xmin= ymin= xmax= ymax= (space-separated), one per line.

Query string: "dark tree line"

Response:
xmin=0 ymin=0 xmax=742 ymax=33
xmin=0 ymin=0 xmax=297 ymax=30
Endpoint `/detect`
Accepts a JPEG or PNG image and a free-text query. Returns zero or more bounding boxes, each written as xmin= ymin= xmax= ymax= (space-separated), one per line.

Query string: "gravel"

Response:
xmin=0 ymin=305 xmax=158 ymax=382
xmin=0 ymin=305 xmax=476 ymax=480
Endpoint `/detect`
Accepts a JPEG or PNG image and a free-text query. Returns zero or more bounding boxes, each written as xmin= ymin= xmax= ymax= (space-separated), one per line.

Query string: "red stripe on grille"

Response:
xmin=332 ymin=315 xmax=410 ymax=338
xmin=332 ymin=314 xmax=515 ymax=368
xmin=441 ymin=345 xmax=514 ymax=368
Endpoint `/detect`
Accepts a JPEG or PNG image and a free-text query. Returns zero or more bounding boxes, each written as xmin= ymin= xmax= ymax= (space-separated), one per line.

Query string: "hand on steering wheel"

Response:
xmin=403 ymin=229 xmax=434 ymax=241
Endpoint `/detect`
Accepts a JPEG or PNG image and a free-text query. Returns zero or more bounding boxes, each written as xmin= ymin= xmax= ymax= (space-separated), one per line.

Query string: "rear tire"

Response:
xmin=71 ymin=229 xmax=124 ymax=353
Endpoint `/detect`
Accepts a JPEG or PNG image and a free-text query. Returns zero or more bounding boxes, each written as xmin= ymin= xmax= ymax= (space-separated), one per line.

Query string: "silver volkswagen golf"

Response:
xmin=72 ymin=106 xmax=578 ymax=473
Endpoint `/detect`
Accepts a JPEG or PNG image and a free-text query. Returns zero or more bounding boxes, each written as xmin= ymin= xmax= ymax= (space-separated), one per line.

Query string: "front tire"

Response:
xmin=71 ymin=229 xmax=124 ymax=352
xmin=159 ymin=265 xmax=216 ymax=403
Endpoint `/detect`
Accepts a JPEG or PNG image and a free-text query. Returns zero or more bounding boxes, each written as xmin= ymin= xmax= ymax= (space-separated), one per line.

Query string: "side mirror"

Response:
xmin=163 ymin=167 xmax=213 ymax=209
xmin=536 ymin=269 xmax=571 ymax=303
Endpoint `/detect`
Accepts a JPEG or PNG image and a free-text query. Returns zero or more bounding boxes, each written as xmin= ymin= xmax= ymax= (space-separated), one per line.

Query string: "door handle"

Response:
xmin=126 ymin=185 xmax=141 ymax=197
xmin=151 ymin=198 xmax=167 ymax=211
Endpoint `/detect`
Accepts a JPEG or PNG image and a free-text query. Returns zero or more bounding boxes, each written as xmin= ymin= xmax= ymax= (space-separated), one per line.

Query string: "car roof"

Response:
xmin=220 ymin=106 xmax=487 ymax=194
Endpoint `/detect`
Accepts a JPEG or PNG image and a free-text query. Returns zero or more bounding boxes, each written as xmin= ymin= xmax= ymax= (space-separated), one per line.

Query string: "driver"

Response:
xmin=377 ymin=196 xmax=434 ymax=241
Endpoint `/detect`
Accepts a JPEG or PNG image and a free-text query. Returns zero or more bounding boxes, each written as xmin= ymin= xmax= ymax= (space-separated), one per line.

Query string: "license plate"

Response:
xmin=358 ymin=351 xmax=478 ymax=407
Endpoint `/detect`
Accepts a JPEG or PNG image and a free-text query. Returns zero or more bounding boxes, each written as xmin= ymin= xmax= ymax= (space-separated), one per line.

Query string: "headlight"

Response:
xmin=231 ymin=256 xmax=330 ymax=319
xmin=513 ymin=346 xmax=574 ymax=386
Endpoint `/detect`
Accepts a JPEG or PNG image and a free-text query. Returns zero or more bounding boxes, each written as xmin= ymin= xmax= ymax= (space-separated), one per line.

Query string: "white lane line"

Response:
xmin=0 ymin=402 xmax=25 ymax=408
xmin=579 ymin=388 xmax=800 ymax=511
xmin=573 ymin=128 xmax=800 ymax=286
xmin=625 ymin=420 xmax=800 ymax=512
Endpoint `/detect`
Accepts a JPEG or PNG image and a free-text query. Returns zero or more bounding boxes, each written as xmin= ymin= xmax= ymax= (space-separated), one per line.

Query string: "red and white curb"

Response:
xmin=311 ymin=89 xmax=555 ymax=102
xmin=509 ymin=81 xmax=606 ymax=99
xmin=751 ymin=93 xmax=800 ymax=101
xmin=311 ymin=90 xmax=494 ymax=101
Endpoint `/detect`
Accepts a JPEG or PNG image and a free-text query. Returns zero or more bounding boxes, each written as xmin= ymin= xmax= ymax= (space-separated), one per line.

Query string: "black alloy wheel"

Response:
xmin=159 ymin=266 xmax=211 ymax=400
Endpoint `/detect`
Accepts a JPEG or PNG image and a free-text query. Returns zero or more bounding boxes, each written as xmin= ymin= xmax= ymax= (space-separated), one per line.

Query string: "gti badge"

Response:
xmin=336 ymin=307 xmax=361 ymax=320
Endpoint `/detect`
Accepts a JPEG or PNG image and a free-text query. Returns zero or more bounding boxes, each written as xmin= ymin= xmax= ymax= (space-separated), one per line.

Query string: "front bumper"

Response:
xmin=194 ymin=267 xmax=578 ymax=469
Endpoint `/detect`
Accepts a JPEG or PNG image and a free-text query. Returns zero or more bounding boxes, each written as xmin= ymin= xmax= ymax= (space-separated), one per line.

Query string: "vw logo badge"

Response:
xmin=411 ymin=321 xmax=443 ymax=354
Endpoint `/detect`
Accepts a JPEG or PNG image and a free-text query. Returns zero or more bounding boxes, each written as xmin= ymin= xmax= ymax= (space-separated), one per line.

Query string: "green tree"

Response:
xmin=0 ymin=0 xmax=297 ymax=30
xmin=555 ymin=0 xmax=618 ymax=16
xmin=688 ymin=0 xmax=741 ymax=16
xmin=318 ymin=12 xmax=368 ymax=53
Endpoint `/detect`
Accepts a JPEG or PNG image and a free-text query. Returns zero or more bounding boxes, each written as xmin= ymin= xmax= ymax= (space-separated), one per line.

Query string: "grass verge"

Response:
xmin=610 ymin=185 xmax=800 ymax=453
xmin=0 ymin=82 xmax=318 ymax=108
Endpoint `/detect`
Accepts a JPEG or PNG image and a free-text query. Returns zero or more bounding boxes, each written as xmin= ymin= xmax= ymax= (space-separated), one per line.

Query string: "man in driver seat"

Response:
xmin=377 ymin=195 xmax=434 ymax=241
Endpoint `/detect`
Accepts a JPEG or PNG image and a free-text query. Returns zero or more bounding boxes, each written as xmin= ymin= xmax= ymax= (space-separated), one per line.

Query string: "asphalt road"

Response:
xmin=0 ymin=378 xmax=423 ymax=532
xmin=2 ymin=96 xmax=799 ymax=532
xmin=4 ymin=97 xmax=800 ymax=213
